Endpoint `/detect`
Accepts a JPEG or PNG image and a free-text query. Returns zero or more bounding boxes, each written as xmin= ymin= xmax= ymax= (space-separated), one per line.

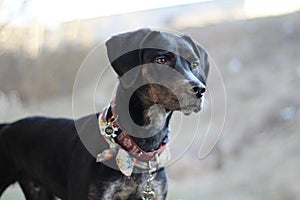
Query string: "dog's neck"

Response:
xmin=116 ymin=87 xmax=171 ymax=152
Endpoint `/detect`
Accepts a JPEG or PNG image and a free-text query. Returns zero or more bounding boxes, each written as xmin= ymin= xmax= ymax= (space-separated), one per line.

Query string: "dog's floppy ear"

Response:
xmin=105 ymin=28 xmax=152 ymax=77
xmin=197 ymin=44 xmax=209 ymax=82
xmin=182 ymin=34 xmax=209 ymax=83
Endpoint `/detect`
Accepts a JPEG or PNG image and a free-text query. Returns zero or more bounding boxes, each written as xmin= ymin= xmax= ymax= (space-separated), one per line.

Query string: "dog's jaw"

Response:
xmin=180 ymin=95 xmax=205 ymax=116
xmin=145 ymin=104 xmax=168 ymax=131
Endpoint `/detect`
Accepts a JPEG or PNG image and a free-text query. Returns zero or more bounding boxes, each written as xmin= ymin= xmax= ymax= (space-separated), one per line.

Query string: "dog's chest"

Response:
xmin=89 ymin=177 xmax=164 ymax=200
xmin=103 ymin=179 xmax=140 ymax=200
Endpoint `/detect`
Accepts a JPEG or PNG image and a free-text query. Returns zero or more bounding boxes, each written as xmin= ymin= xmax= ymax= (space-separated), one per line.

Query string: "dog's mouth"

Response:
xmin=163 ymin=95 xmax=204 ymax=116
xmin=152 ymin=89 xmax=205 ymax=116
xmin=180 ymin=98 xmax=203 ymax=116
xmin=181 ymin=105 xmax=201 ymax=115
xmin=178 ymin=83 xmax=206 ymax=115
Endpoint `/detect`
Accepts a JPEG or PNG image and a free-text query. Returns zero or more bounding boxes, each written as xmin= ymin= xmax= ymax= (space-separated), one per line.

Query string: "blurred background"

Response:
xmin=1 ymin=0 xmax=300 ymax=199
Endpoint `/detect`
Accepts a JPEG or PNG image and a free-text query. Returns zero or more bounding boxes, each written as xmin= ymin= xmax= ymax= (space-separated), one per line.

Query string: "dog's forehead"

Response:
xmin=142 ymin=32 xmax=199 ymax=61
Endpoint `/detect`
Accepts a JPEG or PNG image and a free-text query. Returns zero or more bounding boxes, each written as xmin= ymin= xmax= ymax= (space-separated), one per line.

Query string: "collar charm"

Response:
xmin=142 ymin=174 xmax=156 ymax=200
xmin=96 ymin=103 xmax=171 ymax=177
xmin=116 ymin=148 xmax=134 ymax=177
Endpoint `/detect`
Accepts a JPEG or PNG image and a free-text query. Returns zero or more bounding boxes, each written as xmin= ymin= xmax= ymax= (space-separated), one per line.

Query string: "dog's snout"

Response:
xmin=192 ymin=86 xmax=206 ymax=94
xmin=190 ymin=85 xmax=206 ymax=98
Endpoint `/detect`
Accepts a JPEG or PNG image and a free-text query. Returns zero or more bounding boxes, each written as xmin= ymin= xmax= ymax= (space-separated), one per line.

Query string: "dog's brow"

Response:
xmin=175 ymin=44 xmax=199 ymax=62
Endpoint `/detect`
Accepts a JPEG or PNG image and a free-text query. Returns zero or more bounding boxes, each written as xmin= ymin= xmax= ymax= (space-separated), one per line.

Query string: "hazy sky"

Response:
xmin=0 ymin=0 xmax=207 ymax=27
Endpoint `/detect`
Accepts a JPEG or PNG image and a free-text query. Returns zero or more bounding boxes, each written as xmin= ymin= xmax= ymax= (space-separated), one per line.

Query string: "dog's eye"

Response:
xmin=155 ymin=56 xmax=167 ymax=65
xmin=191 ymin=61 xmax=199 ymax=69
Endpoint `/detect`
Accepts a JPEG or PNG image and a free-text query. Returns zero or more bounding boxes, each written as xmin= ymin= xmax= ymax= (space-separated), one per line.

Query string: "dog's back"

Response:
xmin=0 ymin=124 xmax=7 ymax=133
xmin=0 ymin=122 xmax=14 ymax=196
xmin=0 ymin=117 xmax=78 ymax=199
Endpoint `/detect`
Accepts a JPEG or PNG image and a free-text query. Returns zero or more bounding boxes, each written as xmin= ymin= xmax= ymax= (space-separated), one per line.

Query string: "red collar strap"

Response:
xmin=100 ymin=99 xmax=167 ymax=162
xmin=117 ymin=132 xmax=166 ymax=161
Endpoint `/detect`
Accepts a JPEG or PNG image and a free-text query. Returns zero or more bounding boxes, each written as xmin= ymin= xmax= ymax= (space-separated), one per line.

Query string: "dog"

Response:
xmin=0 ymin=28 xmax=209 ymax=200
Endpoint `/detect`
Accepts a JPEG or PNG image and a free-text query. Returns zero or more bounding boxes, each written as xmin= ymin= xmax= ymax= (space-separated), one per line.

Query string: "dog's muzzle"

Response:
xmin=180 ymin=84 xmax=206 ymax=115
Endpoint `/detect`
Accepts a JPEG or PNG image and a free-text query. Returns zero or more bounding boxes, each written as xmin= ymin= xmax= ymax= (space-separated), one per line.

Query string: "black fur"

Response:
xmin=0 ymin=28 xmax=209 ymax=200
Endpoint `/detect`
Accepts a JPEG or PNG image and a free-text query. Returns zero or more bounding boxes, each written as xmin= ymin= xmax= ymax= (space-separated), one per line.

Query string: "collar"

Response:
xmin=96 ymin=99 xmax=171 ymax=176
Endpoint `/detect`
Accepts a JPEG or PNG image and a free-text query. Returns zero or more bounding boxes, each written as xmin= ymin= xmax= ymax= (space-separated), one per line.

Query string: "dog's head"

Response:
xmin=106 ymin=28 xmax=209 ymax=115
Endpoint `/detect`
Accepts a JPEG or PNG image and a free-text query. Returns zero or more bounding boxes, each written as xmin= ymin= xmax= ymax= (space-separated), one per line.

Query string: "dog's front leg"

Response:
xmin=66 ymin=141 xmax=95 ymax=200
xmin=66 ymin=166 xmax=90 ymax=200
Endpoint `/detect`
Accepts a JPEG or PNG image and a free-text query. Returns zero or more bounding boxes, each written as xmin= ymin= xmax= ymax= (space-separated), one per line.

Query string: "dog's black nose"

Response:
xmin=190 ymin=86 xmax=206 ymax=98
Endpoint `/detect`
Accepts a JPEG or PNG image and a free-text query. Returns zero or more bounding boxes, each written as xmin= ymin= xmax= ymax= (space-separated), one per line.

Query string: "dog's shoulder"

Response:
xmin=0 ymin=116 xmax=76 ymax=140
